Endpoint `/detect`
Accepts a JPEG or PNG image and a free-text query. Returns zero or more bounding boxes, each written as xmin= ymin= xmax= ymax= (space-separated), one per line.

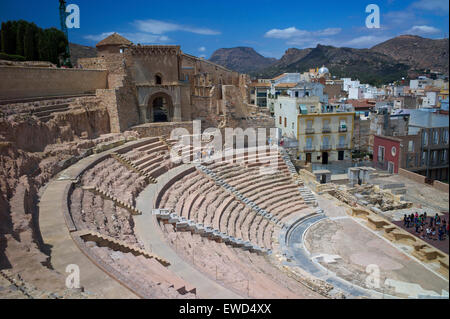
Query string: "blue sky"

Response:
xmin=0 ymin=0 xmax=448 ymax=59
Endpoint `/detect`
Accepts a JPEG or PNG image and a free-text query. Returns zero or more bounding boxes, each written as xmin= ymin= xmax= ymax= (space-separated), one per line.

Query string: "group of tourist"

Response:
xmin=195 ymin=148 xmax=215 ymax=162
xmin=403 ymin=212 xmax=448 ymax=241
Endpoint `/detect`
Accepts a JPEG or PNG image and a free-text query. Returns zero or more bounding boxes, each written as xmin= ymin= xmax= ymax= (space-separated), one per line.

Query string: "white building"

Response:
xmin=422 ymin=90 xmax=439 ymax=108
xmin=342 ymin=78 xmax=360 ymax=92
xmin=348 ymin=87 xmax=363 ymax=100
xmin=410 ymin=76 xmax=432 ymax=90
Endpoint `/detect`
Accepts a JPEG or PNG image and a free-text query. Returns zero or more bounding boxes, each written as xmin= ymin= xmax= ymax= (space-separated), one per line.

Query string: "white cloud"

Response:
xmin=405 ymin=25 xmax=441 ymax=35
xmin=198 ymin=46 xmax=206 ymax=52
xmin=316 ymin=28 xmax=343 ymax=36
xmin=383 ymin=10 xmax=418 ymax=27
xmin=264 ymin=27 xmax=341 ymax=39
xmin=134 ymin=19 xmax=220 ymax=35
xmin=83 ymin=32 xmax=115 ymax=42
xmin=343 ymin=35 xmax=391 ymax=48
xmin=265 ymin=27 xmax=308 ymax=39
xmin=411 ymin=0 xmax=449 ymax=13
xmin=83 ymin=32 xmax=170 ymax=44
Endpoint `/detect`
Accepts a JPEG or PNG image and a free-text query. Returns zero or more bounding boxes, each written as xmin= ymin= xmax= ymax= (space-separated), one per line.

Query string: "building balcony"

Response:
xmin=321 ymin=144 xmax=332 ymax=151
xmin=336 ymin=144 xmax=348 ymax=150
xmin=305 ymin=128 xmax=315 ymax=134
xmin=339 ymin=126 xmax=348 ymax=132
xmin=304 ymin=145 xmax=315 ymax=152
xmin=322 ymin=127 xmax=331 ymax=133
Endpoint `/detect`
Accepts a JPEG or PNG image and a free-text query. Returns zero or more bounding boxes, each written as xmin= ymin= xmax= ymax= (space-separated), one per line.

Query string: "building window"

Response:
xmin=422 ymin=131 xmax=428 ymax=146
xmin=408 ymin=140 xmax=414 ymax=152
xmin=422 ymin=151 xmax=427 ymax=165
xmin=378 ymin=146 xmax=385 ymax=162
xmin=284 ymin=117 xmax=287 ymax=128
xmin=306 ymin=120 xmax=313 ymax=129
xmin=323 ymin=136 xmax=330 ymax=148
xmin=432 ymin=130 xmax=439 ymax=144
xmin=432 ymin=151 xmax=438 ymax=165
xmin=292 ymin=122 xmax=294 ymax=129
xmin=339 ymin=135 xmax=346 ymax=147
xmin=339 ymin=119 xmax=347 ymax=132
xmin=155 ymin=74 xmax=162 ymax=85
xmin=443 ymin=129 xmax=449 ymax=144
xmin=442 ymin=149 xmax=448 ymax=162
xmin=279 ymin=116 xmax=282 ymax=125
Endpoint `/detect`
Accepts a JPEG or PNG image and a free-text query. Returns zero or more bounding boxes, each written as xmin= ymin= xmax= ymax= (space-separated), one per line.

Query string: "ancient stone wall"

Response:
xmin=399 ymin=168 xmax=426 ymax=183
xmin=399 ymin=168 xmax=449 ymax=193
xmin=127 ymin=46 xmax=181 ymax=84
xmin=131 ymin=121 xmax=193 ymax=138
xmin=0 ymin=66 xmax=108 ymax=100
xmin=434 ymin=180 xmax=450 ymax=193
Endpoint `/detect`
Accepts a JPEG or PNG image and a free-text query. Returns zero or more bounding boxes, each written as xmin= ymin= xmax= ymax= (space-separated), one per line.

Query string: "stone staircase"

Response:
xmin=0 ymin=270 xmax=33 ymax=299
xmin=82 ymin=186 xmax=143 ymax=215
xmin=111 ymin=152 xmax=156 ymax=184
xmin=159 ymin=136 xmax=174 ymax=152
xmin=74 ymin=229 xmax=170 ymax=267
xmin=279 ymin=148 xmax=305 ymax=186
xmin=196 ymin=163 xmax=287 ymax=229
xmin=298 ymin=187 xmax=318 ymax=206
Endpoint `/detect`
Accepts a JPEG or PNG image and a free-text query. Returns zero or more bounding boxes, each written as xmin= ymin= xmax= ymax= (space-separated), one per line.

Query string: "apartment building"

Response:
xmin=297 ymin=106 xmax=355 ymax=164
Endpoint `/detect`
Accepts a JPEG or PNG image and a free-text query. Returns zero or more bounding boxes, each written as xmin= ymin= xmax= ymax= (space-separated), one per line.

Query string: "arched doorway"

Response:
xmin=147 ymin=92 xmax=173 ymax=123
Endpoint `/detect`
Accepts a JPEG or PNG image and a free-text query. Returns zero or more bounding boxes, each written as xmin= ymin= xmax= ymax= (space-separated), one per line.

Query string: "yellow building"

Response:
xmin=297 ymin=110 xmax=355 ymax=164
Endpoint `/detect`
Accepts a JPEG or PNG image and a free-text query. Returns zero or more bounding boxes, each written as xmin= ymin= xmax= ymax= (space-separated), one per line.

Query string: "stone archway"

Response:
xmin=147 ymin=92 xmax=174 ymax=122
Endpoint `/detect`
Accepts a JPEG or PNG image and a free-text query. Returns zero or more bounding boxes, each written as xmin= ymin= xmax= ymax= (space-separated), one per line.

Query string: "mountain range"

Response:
xmin=209 ymin=35 xmax=449 ymax=85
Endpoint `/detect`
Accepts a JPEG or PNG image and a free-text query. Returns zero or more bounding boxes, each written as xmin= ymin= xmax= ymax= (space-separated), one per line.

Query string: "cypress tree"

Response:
xmin=0 ymin=20 xmax=68 ymax=64
xmin=1 ymin=22 xmax=6 ymax=53
xmin=23 ymin=24 xmax=34 ymax=60
xmin=16 ymin=20 xmax=26 ymax=56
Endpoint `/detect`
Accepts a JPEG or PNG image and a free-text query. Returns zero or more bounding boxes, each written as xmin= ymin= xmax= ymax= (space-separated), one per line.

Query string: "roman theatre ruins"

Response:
xmin=0 ymin=33 xmax=447 ymax=299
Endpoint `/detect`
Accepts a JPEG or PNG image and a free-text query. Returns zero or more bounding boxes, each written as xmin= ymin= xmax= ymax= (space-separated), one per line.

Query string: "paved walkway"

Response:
xmin=38 ymin=148 xmax=139 ymax=299
xmin=135 ymin=164 xmax=243 ymax=299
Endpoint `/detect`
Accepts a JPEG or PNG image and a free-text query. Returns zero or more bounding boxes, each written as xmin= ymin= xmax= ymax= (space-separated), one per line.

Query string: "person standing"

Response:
xmin=446 ymin=220 xmax=449 ymax=236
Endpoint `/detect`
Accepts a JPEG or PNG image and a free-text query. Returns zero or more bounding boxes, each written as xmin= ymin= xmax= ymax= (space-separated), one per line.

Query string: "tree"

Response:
xmin=0 ymin=20 xmax=68 ymax=64
xmin=23 ymin=23 xmax=35 ymax=61
xmin=16 ymin=20 xmax=26 ymax=57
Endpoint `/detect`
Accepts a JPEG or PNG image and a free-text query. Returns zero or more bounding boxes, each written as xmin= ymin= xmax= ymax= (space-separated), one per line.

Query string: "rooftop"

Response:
xmin=96 ymin=33 xmax=133 ymax=48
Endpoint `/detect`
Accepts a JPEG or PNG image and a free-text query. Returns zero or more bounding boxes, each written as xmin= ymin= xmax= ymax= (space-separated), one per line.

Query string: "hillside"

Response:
xmin=256 ymin=44 xmax=410 ymax=85
xmin=252 ymin=48 xmax=312 ymax=78
xmin=69 ymin=43 xmax=97 ymax=66
xmin=209 ymin=35 xmax=449 ymax=85
xmin=371 ymin=35 xmax=449 ymax=74
xmin=209 ymin=47 xmax=276 ymax=73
